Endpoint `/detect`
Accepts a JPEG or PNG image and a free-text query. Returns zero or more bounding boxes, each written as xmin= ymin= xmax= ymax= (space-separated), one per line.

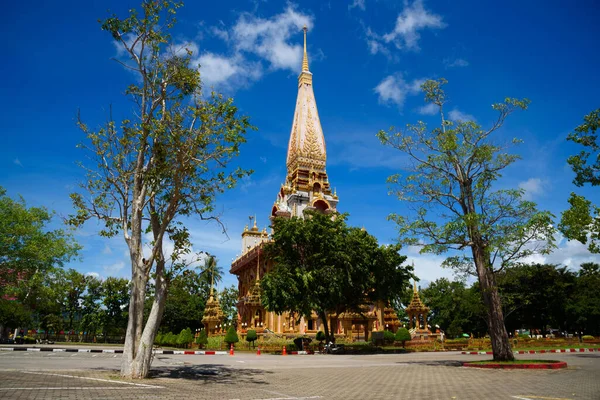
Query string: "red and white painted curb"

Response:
xmin=0 ymin=347 xmax=228 ymax=355
xmin=0 ymin=347 xmax=317 ymax=355
xmin=461 ymin=348 xmax=600 ymax=355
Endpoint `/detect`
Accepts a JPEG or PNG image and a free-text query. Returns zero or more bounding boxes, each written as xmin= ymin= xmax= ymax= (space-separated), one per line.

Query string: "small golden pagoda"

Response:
xmin=406 ymin=280 xmax=431 ymax=339
xmin=383 ymin=305 xmax=401 ymax=332
xmin=201 ymin=258 xmax=224 ymax=336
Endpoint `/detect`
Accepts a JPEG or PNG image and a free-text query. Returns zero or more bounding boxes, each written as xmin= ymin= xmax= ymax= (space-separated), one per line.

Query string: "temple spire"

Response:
xmin=302 ymin=25 xmax=309 ymax=72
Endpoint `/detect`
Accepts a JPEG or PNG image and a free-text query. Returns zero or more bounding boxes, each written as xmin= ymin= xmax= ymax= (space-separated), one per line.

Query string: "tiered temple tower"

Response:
xmin=272 ymin=26 xmax=338 ymax=220
xmin=229 ymin=28 xmax=397 ymax=340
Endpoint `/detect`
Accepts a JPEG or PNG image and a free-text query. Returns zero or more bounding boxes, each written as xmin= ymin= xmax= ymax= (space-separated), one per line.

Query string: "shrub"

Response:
xmin=395 ymin=328 xmax=411 ymax=348
xmin=224 ymin=326 xmax=239 ymax=346
xmin=383 ymin=330 xmax=395 ymax=344
xmin=23 ymin=336 xmax=36 ymax=344
xmin=164 ymin=332 xmax=177 ymax=347
xmin=316 ymin=331 xmax=326 ymax=343
xmin=195 ymin=329 xmax=208 ymax=348
xmin=246 ymin=330 xmax=258 ymax=347
xmin=582 ymin=335 xmax=595 ymax=340
xmin=207 ymin=336 xmax=222 ymax=350
xmin=177 ymin=328 xmax=194 ymax=348
xmin=154 ymin=333 xmax=163 ymax=345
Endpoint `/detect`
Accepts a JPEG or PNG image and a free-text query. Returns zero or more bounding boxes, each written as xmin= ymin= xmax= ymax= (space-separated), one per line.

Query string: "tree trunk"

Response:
xmin=121 ymin=255 xmax=168 ymax=379
xmin=472 ymin=244 xmax=514 ymax=361
xmin=319 ymin=311 xmax=331 ymax=343
xmin=120 ymin=260 xmax=147 ymax=377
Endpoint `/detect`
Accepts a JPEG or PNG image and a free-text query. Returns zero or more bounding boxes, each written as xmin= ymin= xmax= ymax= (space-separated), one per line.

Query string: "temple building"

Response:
xmin=229 ymin=27 xmax=399 ymax=340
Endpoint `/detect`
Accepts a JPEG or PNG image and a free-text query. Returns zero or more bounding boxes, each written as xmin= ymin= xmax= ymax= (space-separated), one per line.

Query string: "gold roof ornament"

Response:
xmin=286 ymin=25 xmax=327 ymax=173
xmin=302 ymin=25 xmax=309 ymax=72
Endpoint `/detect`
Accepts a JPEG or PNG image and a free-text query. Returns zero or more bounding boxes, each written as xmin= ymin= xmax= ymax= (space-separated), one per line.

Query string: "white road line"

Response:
xmin=0 ymin=387 xmax=159 ymax=391
xmin=22 ymin=371 xmax=164 ymax=388
xmin=249 ymin=397 xmax=322 ymax=400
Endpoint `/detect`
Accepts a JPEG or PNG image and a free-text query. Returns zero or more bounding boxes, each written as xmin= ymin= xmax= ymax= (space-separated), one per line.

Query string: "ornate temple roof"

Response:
xmin=286 ymin=26 xmax=327 ymax=173
xmin=406 ymin=281 xmax=430 ymax=313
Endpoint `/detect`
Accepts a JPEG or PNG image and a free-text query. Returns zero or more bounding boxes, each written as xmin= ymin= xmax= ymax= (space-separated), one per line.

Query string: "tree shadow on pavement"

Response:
xmin=400 ymin=360 xmax=463 ymax=367
xmin=148 ymin=364 xmax=272 ymax=385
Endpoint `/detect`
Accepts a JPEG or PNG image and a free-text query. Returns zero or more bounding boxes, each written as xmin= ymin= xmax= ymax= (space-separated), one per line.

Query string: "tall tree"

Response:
xmin=69 ymin=1 xmax=252 ymax=378
xmin=559 ymin=108 xmax=600 ymax=253
xmin=378 ymin=79 xmax=556 ymax=361
xmin=0 ymin=187 xmax=79 ymax=295
xmin=261 ymin=211 xmax=412 ymax=342
xmin=218 ymin=285 xmax=239 ymax=325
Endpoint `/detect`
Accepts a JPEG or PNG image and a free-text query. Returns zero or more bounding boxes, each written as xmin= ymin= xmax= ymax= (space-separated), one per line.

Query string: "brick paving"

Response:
xmin=0 ymin=350 xmax=598 ymax=399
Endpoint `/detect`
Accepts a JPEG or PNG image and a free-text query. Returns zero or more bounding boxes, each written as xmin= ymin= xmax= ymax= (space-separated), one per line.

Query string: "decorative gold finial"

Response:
xmin=302 ymin=25 xmax=309 ymax=72
xmin=413 ymin=279 xmax=418 ymax=293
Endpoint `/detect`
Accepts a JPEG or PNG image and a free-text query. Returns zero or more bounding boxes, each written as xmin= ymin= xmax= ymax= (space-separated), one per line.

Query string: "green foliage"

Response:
xmin=383 ymin=330 xmax=395 ymax=343
xmin=224 ymin=325 xmax=239 ymax=345
xmin=560 ymin=108 xmax=599 ymax=253
xmin=315 ymin=331 xmax=326 ymax=343
xmin=154 ymin=333 xmax=163 ymax=345
xmin=262 ymin=211 xmax=412 ymax=342
xmin=245 ymin=329 xmax=258 ymax=346
xmin=195 ymin=329 xmax=208 ymax=347
xmin=395 ymin=328 xmax=411 ymax=347
xmin=566 ymin=108 xmax=600 ymax=187
xmin=0 ymin=187 xmax=80 ymax=301
xmin=68 ymin=0 xmax=254 ymax=376
xmin=378 ymin=79 xmax=555 ymax=361
xmin=219 ymin=285 xmax=239 ymax=324
xmin=582 ymin=335 xmax=595 ymax=340
xmin=160 ymin=269 xmax=209 ymax=333
xmin=177 ymin=328 xmax=193 ymax=348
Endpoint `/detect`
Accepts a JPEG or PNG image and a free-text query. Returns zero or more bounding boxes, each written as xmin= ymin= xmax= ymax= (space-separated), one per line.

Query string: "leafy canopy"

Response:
xmin=377 ymin=79 xmax=555 ymax=275
xmin=0 ymin=187 xmax=80 ymax=291
xmin=261 ymin=211 xmax=412 ymax=319
xmin=559 ymin=108 xmax=600 ymax=253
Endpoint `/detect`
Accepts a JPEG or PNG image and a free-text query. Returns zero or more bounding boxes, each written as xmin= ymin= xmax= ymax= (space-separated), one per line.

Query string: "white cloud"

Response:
xmin=518 ymin=178 xmax=547 ymax=200
xmin=448 ymin=108 xmax=475 ymax=122
xmin=103 ymin=261 xmax=125 ymax=276
xmin=374 ymin=74 xmax=425 ymax=108
xmin=210 ymin=26 xmax=229 ymax=41
xmin=195 ymin=5 xmax=313 ymax=92
xmin=102 ymin=244 xmax=112 ymax=255
xmin=366 ymin=0 xmax=445 ymax=56
xmin=349 ymin=0 xmax=366 ymax=11
xmin=196 ymin=52 xmax=262 ymax=91
xmin=522 ymin=232 xmax=600 ymax=270
xmin=230 ymin=6 xmax=312 ymax=71
xmin=85 ymin=272 xmax=100 ymax=279
xmin=444 ymin=57 xmax=469 ymax=68
xmin=14 ymin=158 xmax=23 ymax=167
xmin=417 ymin=103 xmax=438 ymax=115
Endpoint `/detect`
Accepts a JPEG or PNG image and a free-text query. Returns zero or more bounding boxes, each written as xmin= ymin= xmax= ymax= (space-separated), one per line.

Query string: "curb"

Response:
xmin=0 ymin=347 xmax=228 ymax=355
xmin=463 ymin=361 xmax=568 ymax=369
xmin=461 ymin=348 xmax=599 ymax=355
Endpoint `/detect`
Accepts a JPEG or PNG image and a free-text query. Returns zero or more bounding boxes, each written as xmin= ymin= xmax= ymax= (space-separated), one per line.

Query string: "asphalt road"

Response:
xmin=1 ymin=349 xmax=598 ymax=399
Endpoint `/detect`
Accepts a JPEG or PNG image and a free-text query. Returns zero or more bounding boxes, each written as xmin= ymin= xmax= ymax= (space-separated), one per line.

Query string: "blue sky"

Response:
xmin=2 ymin=0 xmax=599 ymax=289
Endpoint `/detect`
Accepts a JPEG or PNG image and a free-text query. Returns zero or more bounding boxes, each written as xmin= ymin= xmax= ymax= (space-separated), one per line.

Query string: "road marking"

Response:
xmin=22 ymin=371 xmax=164 ymax=388
xmin=0 ymin=387 xmax=159 ymax=390
xmin=512 ymin=396 xmax=573 ymax=400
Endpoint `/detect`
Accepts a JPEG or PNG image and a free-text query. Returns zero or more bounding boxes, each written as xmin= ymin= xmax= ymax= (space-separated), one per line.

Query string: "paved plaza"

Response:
xmin=0 ymin=349 xmax=598 ymax=399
